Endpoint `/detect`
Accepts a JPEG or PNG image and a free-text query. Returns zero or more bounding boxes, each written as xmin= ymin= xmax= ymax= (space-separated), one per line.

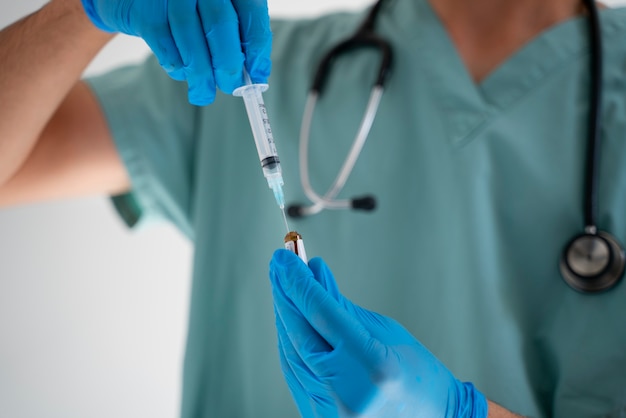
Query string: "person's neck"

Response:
xmin=428 ymin=0 xmax=591 ymax=83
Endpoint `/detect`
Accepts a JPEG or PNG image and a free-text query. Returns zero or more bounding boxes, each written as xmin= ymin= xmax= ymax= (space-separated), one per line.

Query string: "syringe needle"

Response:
xmin=281 ymin=208 xmax=290 ymax=233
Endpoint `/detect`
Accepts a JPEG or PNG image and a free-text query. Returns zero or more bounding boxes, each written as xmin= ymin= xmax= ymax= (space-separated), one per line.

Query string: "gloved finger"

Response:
xmin=274 ymin=308 xmax=317 ymax=417
xmin=275 ymin=308 xmax=337 ymax=417
xmin=231 ymin=0 xmax=272 ymax=83
xmin=270 ymin=252 xmax=333 ymax=357
xmin=198 ymin=1 xmax=245 ymax=94
xmin=271 ymin=250 xmax=386 ymax=365
xmin=134 ymin=11 xmax=185 ymax=80
xmin=308 ymin=257 xmax=341 ymax=300
xmin=168 ymin=0 xmax=216 ymax=105
xmin=142 ymin=35 xmax=186 ymax=81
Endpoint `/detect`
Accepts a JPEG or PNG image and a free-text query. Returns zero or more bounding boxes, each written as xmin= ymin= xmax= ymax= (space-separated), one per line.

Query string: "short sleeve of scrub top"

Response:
xmin=87 ymin=58 xmax=198 ymax=237
xmin=86 ymin=1 xmax=626 ymax=417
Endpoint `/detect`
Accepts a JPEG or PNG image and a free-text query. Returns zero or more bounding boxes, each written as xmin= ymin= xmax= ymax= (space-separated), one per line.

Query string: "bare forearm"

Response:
xmin=488 ymin=400 xmax=525 ymax=418
xmin=0 ymin=0 xmax=112 ymax=186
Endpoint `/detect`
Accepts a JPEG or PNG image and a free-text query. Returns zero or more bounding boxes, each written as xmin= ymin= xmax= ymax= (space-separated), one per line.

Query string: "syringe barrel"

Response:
xmin=233 ymin=79 xmax=286 ymax=208
xmin=238 ymin=85 xmax=281 ymax=169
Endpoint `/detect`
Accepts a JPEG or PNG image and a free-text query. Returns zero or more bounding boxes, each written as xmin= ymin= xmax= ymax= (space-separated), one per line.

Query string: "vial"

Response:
xmin=284 ymin=231 xmax=308 ymax=263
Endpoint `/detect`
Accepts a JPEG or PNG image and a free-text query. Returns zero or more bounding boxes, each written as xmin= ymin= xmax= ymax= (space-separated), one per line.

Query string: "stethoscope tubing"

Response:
xmin=289 ymin=0 xmax=392 ymax=217
xmin=297 ymin=86 xmax=384 ymax=216
xmin=582 ymin=0 xmax=603 ymax=231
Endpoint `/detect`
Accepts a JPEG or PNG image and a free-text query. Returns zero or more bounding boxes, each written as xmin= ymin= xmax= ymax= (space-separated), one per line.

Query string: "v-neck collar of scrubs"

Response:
xmin=385 ymin=0 xmax=626 ymax=146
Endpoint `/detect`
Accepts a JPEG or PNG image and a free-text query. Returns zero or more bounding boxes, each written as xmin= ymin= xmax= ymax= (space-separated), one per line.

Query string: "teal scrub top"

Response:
xmin=87 ymin=0 xmax=626 ymax=416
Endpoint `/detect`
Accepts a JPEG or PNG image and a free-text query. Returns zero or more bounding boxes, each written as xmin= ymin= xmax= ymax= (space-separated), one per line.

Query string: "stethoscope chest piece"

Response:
xmin=560 ymin=230 xmax=625 ymax=293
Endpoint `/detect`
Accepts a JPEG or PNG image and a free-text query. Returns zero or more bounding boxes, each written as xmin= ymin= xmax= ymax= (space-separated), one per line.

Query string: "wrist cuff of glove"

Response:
xmin=80 ymin=0 xmax=116 ymax=32
xmin=455 ymin=381 xmax=488 ymax=418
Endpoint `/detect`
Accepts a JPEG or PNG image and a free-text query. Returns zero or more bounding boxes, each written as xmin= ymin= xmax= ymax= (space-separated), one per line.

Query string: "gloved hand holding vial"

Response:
xmin=269 ymin=247 xmax=488 ymax=418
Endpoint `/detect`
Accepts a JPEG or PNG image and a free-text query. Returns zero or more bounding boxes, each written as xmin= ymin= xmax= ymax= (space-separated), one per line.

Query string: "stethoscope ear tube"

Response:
xmin=311 ymin=35 xmax=393 ymax=95
xmin=311 ymin=0 xmax=392 ymax=94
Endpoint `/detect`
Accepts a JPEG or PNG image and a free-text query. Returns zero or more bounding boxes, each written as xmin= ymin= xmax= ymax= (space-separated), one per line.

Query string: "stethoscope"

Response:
xmin=287 ymin=0 xmax=391 ymax=218
xmin=287 ymin=0 xmax=625 ymax=294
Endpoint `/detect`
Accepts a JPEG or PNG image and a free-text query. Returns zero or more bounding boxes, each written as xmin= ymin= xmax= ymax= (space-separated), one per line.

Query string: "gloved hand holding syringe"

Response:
xmin=233 ymin=70 xmax=290 ymax=231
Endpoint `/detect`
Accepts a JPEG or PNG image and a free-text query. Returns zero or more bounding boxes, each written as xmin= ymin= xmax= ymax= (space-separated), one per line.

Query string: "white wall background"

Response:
xmin=1 ymin=1 xmax=626 ymax=417
xmin=0 ymin=1 xmax=371 ymax=418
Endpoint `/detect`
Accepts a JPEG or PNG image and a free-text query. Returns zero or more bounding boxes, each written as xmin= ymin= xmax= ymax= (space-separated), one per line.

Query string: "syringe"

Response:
xmin=233 ymin=71 xmax=286 ymax=212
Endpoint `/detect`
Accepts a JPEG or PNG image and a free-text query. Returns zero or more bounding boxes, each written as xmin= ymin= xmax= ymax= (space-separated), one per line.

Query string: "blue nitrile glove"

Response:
xmin=81 ymin=0 xmax=272 ymax=105
xmin=269 ymin=249 xmax=488 ymax=418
